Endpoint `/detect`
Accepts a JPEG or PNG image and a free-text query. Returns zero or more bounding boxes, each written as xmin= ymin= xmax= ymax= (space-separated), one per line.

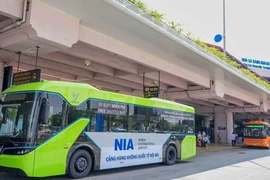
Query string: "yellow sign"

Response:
xmin=144 ymin=86 xmax=159 ymax=98
xmin=13 ymin=69 xmax=41 ymax=85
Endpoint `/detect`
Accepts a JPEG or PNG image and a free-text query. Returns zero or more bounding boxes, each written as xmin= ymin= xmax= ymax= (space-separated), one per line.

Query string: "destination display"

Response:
xmin=97 ymin=101 xmax=127 ymax=116
xmin=12 ymin=69 xmax=41 ymax=85
xmin=245 ymin=125 xmax=264 ymax=128
xmin=154 ymin=109 xmax=194 ymax=120
xmin=144 ymin=86 xmax=159 ymax=98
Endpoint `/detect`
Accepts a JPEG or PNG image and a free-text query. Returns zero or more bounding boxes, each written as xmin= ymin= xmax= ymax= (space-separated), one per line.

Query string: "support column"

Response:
xmin=226 ymin=112 xmax=233 ymax=144
xmin=0 ymin=62 xmax=5 ymax=93
xmin=214 ymin=112 xmax=226 ymax=143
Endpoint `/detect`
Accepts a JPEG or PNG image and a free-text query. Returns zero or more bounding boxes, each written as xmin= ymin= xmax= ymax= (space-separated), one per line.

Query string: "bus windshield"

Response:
xmin=243 ymin=124 xmax=267 ymax=138
xmin=0 ymin=92 xmax=39 ymax=146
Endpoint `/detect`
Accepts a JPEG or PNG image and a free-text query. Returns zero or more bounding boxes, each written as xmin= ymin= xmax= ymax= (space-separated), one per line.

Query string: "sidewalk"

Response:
xmin=197 ymin=143 xmax=243 ymax=153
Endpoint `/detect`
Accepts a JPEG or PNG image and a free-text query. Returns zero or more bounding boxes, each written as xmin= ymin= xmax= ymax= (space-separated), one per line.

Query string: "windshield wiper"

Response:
xmin=2 ymin=135 xmax=17 ymax=147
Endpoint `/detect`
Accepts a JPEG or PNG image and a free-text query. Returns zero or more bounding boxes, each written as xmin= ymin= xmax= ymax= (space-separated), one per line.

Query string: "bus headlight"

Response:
xmin=2 ymin=147 xmax=36 ymax=155
xmin=16 ymin=149 xmax=29 ymax=155
xmin=14 ymin=148 xmax=33 ymax=155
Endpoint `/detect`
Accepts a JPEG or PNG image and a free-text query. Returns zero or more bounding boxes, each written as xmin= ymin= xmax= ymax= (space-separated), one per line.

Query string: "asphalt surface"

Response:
xmin=1 ymin=147 xmax=270 ymax=180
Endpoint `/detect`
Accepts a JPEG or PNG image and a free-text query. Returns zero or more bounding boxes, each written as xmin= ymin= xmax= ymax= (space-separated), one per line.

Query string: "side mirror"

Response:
xmin=39 ymin=98 xmax=50 ymax=124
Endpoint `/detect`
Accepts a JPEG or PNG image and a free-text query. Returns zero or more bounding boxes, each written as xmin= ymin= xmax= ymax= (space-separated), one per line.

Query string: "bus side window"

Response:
xmin=128 ymin=105 xmax=155 ymax=133
xmin=267 ymin=126 xmax=270 ymax=136
xmin=66 ymin=101 xmax=92 ymax=137
xmin=89 ymin=100 xmax=128 ymax=133
xmin=67 ymin=103 xmax=89 ymax=125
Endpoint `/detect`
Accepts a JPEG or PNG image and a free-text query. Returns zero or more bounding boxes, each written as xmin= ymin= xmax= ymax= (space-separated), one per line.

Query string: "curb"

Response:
xmin=197 ymin=146 xmax=243 ymax=153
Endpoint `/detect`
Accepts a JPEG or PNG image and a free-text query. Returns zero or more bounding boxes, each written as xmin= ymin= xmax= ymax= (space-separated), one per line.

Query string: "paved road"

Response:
xmin=1 ymin=147 xmax=270 ymax=180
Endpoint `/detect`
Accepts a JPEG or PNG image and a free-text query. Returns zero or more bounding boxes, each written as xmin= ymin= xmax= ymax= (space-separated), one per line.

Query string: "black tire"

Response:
xmin=68 ymin=149 xmax=92 ymax=179
xmin=164 ymin=145 xmax=177 ymax=165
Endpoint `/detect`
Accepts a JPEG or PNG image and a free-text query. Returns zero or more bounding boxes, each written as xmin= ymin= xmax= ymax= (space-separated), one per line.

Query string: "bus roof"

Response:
xmin=244 ymin=120 xmax=269 ymax=126
xmin=3 ymin=81 xmax=194 ymax=113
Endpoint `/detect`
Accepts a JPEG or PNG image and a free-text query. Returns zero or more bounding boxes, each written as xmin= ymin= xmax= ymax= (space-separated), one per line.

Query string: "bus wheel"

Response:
xmin=165 ymin=146 xmax=177 ymax=165
xmin=68 ymin=149 xmax=92 ymax=179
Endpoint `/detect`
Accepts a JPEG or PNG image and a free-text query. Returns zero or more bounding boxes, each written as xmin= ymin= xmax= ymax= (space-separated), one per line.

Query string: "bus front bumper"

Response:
xmin=0 ymin=165 xmax=27 ymax=176
xmin=0 ymin=152 xmax=35 ymax=177
xmin=244 ymin=141 xmax=269 ymax=147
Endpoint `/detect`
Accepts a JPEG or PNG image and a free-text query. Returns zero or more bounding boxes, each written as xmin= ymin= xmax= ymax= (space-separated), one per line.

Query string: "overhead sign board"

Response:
xmin=241 ymin=58 xmax=270 ymax=71
xmin=144 ymin=86 xmax=159 ymax=98
xmin=12 ymin=69 xmax=41 ymax=86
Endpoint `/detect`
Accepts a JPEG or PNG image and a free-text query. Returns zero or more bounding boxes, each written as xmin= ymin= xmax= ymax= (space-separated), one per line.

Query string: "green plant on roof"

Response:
xmin=168 ymin=21 xmax=183 ymax=34
xmin=149 ymin=10 xmax=164 ymax=22
xmin=128 ymin=0 xmax=270 ymax=90
xmin=129 ymin=0 xmax=148 ymax=12
xmin=168 ymin=21 xmax=178 ymax=30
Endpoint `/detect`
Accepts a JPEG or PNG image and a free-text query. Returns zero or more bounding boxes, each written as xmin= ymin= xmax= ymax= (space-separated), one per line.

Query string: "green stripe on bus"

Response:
xmin=181 ymin=135 xmax=196 ymax=160
xmin=33 ymin=118 xmax=89 ymax=177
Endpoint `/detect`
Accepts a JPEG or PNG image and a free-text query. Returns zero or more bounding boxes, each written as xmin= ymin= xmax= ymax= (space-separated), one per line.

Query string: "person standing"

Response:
xmin=197 ymin=131 xmax=202 ymax=147
xmin=218 ymin=132 xmax=222 ymax=143
xmin=202 ymin=131 xmax=206 ymax=138
xmin=197 ymin=131 xmax=202 ymax=140
xmin=231 ymin=132 xmax=236 ymax=146
xmin=201 ymin=131 xmax=206 ymax=147
xmin=203 ymin=135 xmax=210 ymax=149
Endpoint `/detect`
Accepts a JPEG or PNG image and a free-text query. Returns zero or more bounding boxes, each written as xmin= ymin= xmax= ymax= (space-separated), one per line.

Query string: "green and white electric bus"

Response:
xmin=0 ymin=81 xmax=196 ymax=179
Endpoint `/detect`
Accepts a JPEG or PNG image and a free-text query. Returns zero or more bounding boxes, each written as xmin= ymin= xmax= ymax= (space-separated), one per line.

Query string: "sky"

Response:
xmin=141 ymin=0 xmax=270 ymax=62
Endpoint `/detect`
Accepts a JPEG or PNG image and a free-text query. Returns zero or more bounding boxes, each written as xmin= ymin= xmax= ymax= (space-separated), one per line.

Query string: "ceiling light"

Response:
xmin=84 ymin=60 xmax=91 ymax=66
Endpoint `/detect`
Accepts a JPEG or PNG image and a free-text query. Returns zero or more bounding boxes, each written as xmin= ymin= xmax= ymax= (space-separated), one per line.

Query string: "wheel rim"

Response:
xmin=75 ymin=156 xmax=88 ymax=172
xmin=168 ymin=150 xmax=175 ymax=161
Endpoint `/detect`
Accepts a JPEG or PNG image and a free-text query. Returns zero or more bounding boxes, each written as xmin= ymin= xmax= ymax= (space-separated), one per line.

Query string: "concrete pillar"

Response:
xmin=213 ymin=69 xmax=225 ymax=98
xmin=214 ymin=111 xmax=234 ymax=144
xmin=214 ymin=112 xmax=227 ymax=143
xmin=226 ymin=112 xmax=233 ymax=144
xmin=0 ymin=62 xmax=4 ymax=93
